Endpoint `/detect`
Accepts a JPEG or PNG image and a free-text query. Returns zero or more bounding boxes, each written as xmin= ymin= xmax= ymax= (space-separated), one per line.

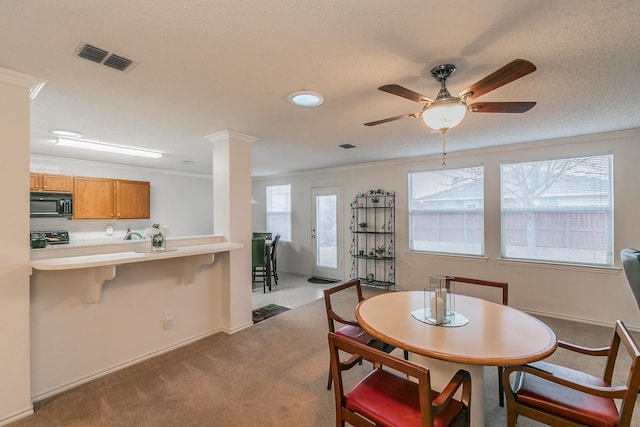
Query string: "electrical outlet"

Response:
xmin=164 ymin=311 xmax=173 ymax=330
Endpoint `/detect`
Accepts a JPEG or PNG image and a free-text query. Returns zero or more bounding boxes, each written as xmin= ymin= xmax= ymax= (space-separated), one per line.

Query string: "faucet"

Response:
xmin=123 ymin=228 xmax=143 ymax=240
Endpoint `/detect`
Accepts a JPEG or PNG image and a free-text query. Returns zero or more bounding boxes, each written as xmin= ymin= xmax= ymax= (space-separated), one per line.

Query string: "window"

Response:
xmin=266 ymin=184 xmax=291 ymax=242
xmin=409 ymin=166 xmax=484 ymax=255
xmin=501 ymin=154 xmax=613 ymax=266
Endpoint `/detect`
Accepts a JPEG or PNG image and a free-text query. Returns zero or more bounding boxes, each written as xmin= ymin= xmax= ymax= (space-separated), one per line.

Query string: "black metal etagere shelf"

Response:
xmin=350 ymin=189 xmax=395 ymax=290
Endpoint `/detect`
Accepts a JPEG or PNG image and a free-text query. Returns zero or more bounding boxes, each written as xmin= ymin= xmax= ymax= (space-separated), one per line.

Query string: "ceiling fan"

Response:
xmin=365 ymin=58 xmax=537 ymax=132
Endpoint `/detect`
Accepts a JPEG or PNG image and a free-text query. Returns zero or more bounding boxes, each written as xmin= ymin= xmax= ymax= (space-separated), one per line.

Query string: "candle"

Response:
xmin=436 ymin=287 xmax=447 ymax=311
xmin=430 ymin=295 xmax=444 ymax=323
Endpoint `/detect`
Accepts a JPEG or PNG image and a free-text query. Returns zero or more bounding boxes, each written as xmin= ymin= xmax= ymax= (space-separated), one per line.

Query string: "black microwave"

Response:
xmin=30 ymin=192 xmax=73 ymax=218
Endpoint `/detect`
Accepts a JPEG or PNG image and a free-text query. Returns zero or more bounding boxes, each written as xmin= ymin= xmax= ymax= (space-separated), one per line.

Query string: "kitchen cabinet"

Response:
xmin=116 ymin=179 xmax=150 ymax=219
xmin=30 ymin=173 xmax=72 ymax=192
xmin=73 ymin=177 xmax=150 ymax=220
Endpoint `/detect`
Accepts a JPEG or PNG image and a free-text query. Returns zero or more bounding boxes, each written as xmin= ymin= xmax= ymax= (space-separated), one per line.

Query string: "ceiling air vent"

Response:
xmin=77 ymin=44 xmax=108 ymax=63
xmin=74 ymin=41 xmax=136 ymax=72
xmin=338 ymin=144 xmax=356 ymax=149
xmin=103 ymin=54 xmax=132 ymax=71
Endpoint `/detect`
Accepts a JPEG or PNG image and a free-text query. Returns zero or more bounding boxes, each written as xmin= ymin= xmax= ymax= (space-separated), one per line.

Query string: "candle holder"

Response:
xmin=412 ymin=274 xmax=469 ymax=327
xmin=425 ymin=275 xmax=453 ymax=325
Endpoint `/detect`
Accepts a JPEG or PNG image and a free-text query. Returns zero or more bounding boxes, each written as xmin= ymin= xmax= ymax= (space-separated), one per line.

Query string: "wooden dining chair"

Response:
xmin=252 ymin=232 xmax=272 ymax=239
xmin=251 ymin=238 xmax=269 ymax=292
xmin=269 ymin=234 xmax=281 ymax=285
xmin=502 ymin=320 xmax=640 ymax=427
xmin=323 ymin=279 xmax=408 ymax=390
xmin=446 ymin=275 xmax=509 ymax=407
xmin=328 ymin=331 xmax=471 ymax=427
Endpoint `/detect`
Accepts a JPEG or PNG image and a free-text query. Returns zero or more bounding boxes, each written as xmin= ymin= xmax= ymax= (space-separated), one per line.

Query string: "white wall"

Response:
xmin=29 ymin=246 xmax=222 ymax=399
xmin=30 ymin=155 xmax=213 ymax=240
xmin=252 ymin=129 xmax=640 ymax=329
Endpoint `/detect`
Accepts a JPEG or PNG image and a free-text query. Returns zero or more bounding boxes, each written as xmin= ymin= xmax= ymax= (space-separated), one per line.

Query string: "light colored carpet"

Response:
xmin=10 ymin=277 xmax=640 ymax=426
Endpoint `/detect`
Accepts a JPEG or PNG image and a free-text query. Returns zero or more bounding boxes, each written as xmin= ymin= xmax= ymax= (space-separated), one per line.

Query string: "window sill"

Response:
xmin=496 ymin=258 xmax=619 ymax=274
xmin=406 ymin=251 xmax=488 ymax=263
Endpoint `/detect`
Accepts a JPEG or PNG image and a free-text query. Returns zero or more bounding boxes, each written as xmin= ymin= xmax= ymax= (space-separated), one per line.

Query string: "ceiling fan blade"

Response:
xmin=378 ymin=84 xmax=434 ymax=103
xmin=467 ymin=101 xmax=536 ymax=113
xmin=458 ymin=59 xmax=536 ymax=101
xmin=364 ymin=113 xmax=420 ymax=126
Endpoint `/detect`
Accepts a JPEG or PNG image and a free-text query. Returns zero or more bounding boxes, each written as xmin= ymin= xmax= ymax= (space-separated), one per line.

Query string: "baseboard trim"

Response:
xmin=31 ymin=329 xmax=223 ymax=402
xmin=520 ymin=307 xmax=640 ymax=332
xmin=0 ymin=406 xmax=34 ymax=426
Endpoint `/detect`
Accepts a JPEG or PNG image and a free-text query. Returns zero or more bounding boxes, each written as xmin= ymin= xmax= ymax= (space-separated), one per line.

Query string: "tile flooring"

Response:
xmin=251 ymin=271 xmax=337 ymax=310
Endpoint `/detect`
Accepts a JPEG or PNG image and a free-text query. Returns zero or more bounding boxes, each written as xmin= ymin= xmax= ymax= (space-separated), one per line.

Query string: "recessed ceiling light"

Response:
xmin=56 ymin=138 xmax=162 ymax=159
xmin=50 ymin=129 xmax=83 ymax=138
xmin=288 ymin=91 xmax=324 ymax=107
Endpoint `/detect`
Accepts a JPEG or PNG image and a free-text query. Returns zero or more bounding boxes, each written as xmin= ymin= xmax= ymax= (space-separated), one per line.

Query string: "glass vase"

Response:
xmin=151 ymin=234 xmax=166 ymax=252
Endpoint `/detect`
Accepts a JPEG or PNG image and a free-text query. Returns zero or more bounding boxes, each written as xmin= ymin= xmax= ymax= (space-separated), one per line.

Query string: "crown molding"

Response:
xmin=204 ymin=129 xmax=259 ymax=144
xmin=0 ymin=66 xmax=47 ymax=99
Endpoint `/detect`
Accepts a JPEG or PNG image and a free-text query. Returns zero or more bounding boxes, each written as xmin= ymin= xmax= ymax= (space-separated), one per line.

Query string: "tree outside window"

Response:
xmin=501 ymin=154 xmax=613 ymax=265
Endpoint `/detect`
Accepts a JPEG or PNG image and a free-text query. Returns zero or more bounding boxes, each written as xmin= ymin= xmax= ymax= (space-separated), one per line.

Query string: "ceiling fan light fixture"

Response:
xmin=288 ymin=90 xmax=324 ymax=107
xmin=422 ymin=98 xmax=467 ymax=132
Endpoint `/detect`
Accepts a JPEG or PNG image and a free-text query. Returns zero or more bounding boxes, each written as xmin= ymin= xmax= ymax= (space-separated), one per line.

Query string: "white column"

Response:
xmin=205 ymin=129 xmax=258 ymax=332
xmin=0 ymin=67 xmax=46 ymax=424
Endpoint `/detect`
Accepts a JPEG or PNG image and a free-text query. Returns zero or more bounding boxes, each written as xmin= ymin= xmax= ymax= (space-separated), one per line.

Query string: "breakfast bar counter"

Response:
xmin=30 ymin=238 xmax=243 ymax=303
xmin=30 ymin=242 xmax=242 ymax=270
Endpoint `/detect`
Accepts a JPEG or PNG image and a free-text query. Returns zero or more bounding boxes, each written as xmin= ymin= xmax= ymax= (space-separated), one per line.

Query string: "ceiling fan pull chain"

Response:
xmin=441 ymin=131 xmax=447 ymax=168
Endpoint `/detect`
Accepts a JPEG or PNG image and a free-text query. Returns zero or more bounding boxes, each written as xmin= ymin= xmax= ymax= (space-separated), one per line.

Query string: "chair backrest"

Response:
xmin=621 ymin=248 xmax=640 ymax=309
xmin=604 ymin=320 xmax=640 ymax=425
xmin=270 ymin=234 xmax=281 ymax=262
xmin=252 ymin=232 xmax=272 ymax=239
xmin=251 ymin=238 xmax=267 ymax=267
xmin=328 ymin=331 xmax=470 ymax=427
xmin=446 ymin=276 xmax=508 ymax=305
xmin=323 ymin=279 xmax=365 ymax=334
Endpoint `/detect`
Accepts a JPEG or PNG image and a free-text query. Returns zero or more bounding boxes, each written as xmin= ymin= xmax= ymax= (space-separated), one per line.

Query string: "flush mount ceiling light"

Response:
xmin=288 ymin=90 xmax=324 ymax=107
xmin=50 ymin=129 xmax=83 ymax=138
xmin=56 ymin=138 xmax=162 ymax=159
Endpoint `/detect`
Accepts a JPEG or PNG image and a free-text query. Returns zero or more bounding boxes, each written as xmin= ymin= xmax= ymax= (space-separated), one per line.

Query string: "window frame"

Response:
xmin=266 ymin=184 xmax=292 ymax=242
xmin=408 ymin=165 xmax=485 ymax=257
xmin=500 ymin=153 xmax=614 ymax=267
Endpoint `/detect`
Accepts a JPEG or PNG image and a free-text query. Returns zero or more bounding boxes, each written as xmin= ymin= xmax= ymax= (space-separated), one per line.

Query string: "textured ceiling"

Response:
xmin=1 ymin=1 xmax=638 ymax=176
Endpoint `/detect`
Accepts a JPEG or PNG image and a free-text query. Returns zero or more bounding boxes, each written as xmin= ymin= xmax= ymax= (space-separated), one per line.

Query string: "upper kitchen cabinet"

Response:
xmin=73 ymin=177 xmax=115 ymax=219
xmin=30 ymin=173 xmax=72 ymax=192
xmin=73 ymin=177 xmax=150 ymax=220
xmin=116 ymin=179 xmax=150 ymax=219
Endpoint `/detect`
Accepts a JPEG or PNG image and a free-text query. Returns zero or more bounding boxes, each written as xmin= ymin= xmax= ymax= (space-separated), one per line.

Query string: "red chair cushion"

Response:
xmin=345 ymin=368 xmax=463 ymax=427
xmin=516 ymin=361 xmax=618 ymax=427
xmin=336 ymin=324 xmax=374 ymax=344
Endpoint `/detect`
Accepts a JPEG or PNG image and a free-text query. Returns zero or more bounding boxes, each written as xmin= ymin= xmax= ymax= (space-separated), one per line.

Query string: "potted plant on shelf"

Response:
xmin=371 ymin=196 xmax=380 ymax=205
xmin=359 ymin=222 xmax=368 ymax=230
xmin=374 ymin=245 xmax=386 ymax=258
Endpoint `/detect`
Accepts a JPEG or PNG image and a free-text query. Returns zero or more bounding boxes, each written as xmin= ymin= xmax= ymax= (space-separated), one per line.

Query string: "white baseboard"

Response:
xmin=0 ymin=406 xmax=34 ymax=426
xmin=519 ymin=307 xmax=640 ymax=332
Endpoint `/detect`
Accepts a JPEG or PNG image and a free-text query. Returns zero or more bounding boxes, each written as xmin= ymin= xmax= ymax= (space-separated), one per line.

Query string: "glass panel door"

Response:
xmin=311 ymin=186 xmax=342 ymax=280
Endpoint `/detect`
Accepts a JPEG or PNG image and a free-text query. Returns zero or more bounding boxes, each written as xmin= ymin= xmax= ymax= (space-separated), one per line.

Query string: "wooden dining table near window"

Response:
xmin=356 ymin=291 xmax=557 ymax=427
